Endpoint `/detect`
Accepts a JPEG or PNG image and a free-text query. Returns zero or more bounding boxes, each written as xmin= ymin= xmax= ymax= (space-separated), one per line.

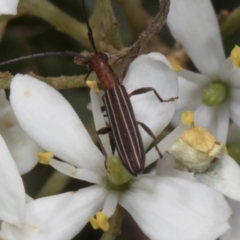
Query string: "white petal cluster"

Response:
xmin=167 ymin=0 xmax=240 ymax=144
xmin=0 ymin=53 xmax=231 ymax=240
xmin=165 ymin=0 xmax=240 ymax=238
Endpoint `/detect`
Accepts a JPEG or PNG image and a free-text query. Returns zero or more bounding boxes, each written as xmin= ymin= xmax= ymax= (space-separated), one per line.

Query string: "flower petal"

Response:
xmin=49 ymin=158 xmax=104 ymax=185
xmin=1 ymin=186 xmax=107 ymax=240
xmin=220 ymin=198 xmax=240 ymax=240
xmin=194 ymin=104 xmax=229 ymax=143
xmin=175 ymin=73 xmax=205 ymax=111
xmin=195 ymin=154 xmax=240 ymax=200
xmin=157 ymin=153 xmax=195 ymax=180
xmin=0 ymin=134 xmax=25 ymax=227
xmin=229 ymin=95 xmax=240 ymax=130
xmin=102 ymin=191 xmax=119 ymax=218
xmin=0 ymin=0 xmax=18 ymax=15
xmin=146 ymin=124 xmax=187 ymax=167
xmin=194 ymin=104 xmax=217 ymax=136
xmin=90 ymin=89 xmax=112 ymax=157
xmin=167 ymin=0 xmax=225 ymax=78
xmin=220 ymin=57 xmax=240 ymax=88
xmin=2 ymin=125 xmax=43 ymax=174
xmin=123 ymin=53 xmax=178 ymax=148
xmin=10 ymin=74 xmax=105 ymax=174
xmin=119 ymin=176 xmax=231 ymax=240
xmin=0 ymin=108 xmax=18 ymax=132
xmin=216 ymin=102 xmax=229 ymax=143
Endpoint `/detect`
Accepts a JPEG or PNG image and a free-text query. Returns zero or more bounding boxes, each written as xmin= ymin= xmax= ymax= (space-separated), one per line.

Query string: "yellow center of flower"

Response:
xmin=86 ymin=80 xmax=100 ymax=94
xmin=37 ymin=152 xmax=54 ymax=164
xmin=230 ymin=45 xmax=240 ymax=68
xmin=90 ymin=212 xmax=109 ymax=232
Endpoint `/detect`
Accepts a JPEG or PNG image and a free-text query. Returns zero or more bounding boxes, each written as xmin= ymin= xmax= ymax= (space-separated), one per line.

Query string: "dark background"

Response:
xmin=0 ymin=0 xmax=239 ymax=239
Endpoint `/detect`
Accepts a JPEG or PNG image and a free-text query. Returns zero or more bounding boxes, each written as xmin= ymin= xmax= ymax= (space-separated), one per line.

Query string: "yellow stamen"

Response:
xmin=90 ymin=217 xmax=100 ymax=230
xmin=86 ymin=80 xmax=100 ymax=94
xmin=181 ymin=111 xmax=194 ymax=126
xmin=90 ymin=212 xmax=109 ymax=232
xmin=169 ymin=59 xmax=183 ymax=71
xmin=230 ymin=45 xmax=240 ymax=68
xmin=37 ymin=152 xmax=54 ymax=165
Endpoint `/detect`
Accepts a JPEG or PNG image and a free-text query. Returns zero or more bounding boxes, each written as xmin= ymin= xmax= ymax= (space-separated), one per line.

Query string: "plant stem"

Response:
xmin=100 ymin=205 xmax=125 ymax=240
xmin=221 ymin=6 xmax=240 ymax=39
xmin=0 ymin=72 xmax=86 ymax=89
xmin=36 ymin=171 xmax=71 ymax=198
xmin=18 ymin=0 xmax=91 ymax=48
xmin=91 ymin=0 xmax=123 ymax=52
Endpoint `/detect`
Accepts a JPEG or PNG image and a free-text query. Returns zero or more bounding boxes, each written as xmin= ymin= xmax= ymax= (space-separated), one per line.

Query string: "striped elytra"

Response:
xmin=102 ymin=85 xmax=145 ymax=176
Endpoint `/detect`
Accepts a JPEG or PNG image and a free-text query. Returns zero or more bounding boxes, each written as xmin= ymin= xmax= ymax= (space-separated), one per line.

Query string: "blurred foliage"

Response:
xmin=0 ymin=0 xmax=239 ymax=239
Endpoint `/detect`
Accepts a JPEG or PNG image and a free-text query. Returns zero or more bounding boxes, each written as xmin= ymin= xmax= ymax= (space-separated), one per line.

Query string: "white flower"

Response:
xmin=159 ymin=111 xmax=240 ymax=201
xmin=4 ymin=53 xmax=232 ymax=240
xmin=0 ymin=0 xmax=19 ymax=15
xmin=0 ymin=134 xmax=25 ymax=228
xmin=0 ymin=90 xmax=43 ymax=174
xmin=161 ymin=152 xmax=240 ymax=202
xmin=195 ymin=153 xmax=240 ymax=201
xmin=166 ymin=0 xmax=240 ymax=143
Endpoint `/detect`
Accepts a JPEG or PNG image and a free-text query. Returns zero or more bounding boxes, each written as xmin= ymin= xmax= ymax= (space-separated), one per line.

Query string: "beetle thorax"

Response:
xmin=89 ymin=53 xmax=119 ymax=91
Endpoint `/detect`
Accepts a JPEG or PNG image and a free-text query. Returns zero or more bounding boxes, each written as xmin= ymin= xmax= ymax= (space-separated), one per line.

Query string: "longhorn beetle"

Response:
xmin=0 ymin=0 xmax=175 ymax=176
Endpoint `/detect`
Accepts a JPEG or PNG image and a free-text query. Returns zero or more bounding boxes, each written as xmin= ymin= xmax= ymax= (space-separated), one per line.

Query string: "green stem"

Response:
xmin=18 ymin=0 xmax=91 ymax=49
xmin=0 ymin=72 xmax=86 ymax=89
xmin=221 ymin=6 xmax=240 ymax=39
xmin=36 ymin=170 xmax=71 ymax=198
xmin=100 ymin=205 xmax=125 ymax=240
xmin=116 ymin=0 xmax=169 ymax=54
xmin=91 ymin=0 xmax=123 ymax=52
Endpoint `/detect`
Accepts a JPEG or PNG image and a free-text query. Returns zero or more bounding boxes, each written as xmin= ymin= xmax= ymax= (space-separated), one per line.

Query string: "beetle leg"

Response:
xmin=101 ymin=105 xmax=106 ymax=112
xmin=129 ymin=87 xmax=178 ymax=102
xmin=84 ymin=69 xmax=92 ymax=81
xmin=137 ymin=121 xmax=162 ymax=159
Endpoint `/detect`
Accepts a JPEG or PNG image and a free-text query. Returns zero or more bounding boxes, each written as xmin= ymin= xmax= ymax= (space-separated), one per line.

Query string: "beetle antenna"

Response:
xmin=0 ymin=51 xmax=87 ymax=66
xmin=80 ymin=0 xmax=98 ymax=54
